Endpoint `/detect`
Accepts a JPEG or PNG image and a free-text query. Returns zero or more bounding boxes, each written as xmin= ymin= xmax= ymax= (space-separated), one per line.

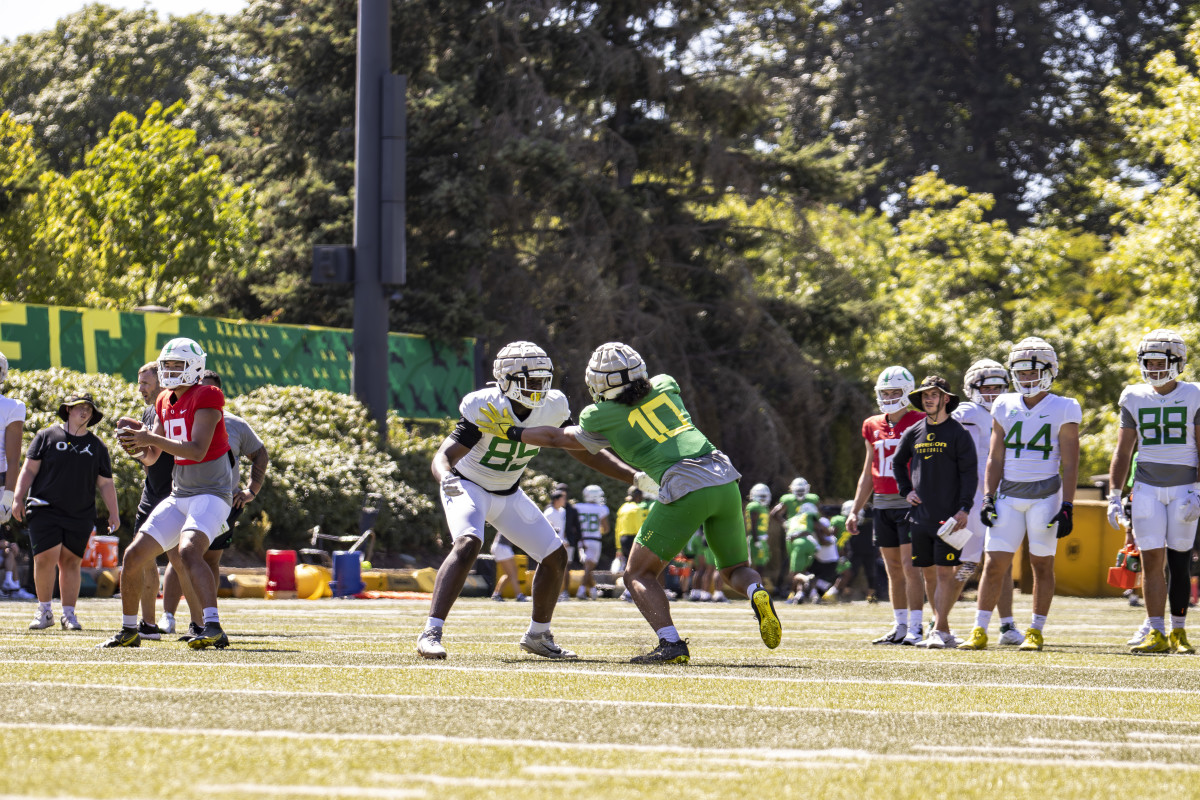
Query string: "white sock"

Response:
xmin=894 ymin=609 xmax=909 ymax=626
xmin=1171 ymin=615 xmax=1186 ymax=631
xmin=974 ymin=609 xmax=993 ymax=630
xmin=909 ymin=610 xmax=924 ymax=630
xmin=1149 ymin=615 xmax=1166 ymax=634
xmin=746 ymin=582 xmax=763 ymax=596
xmin=163 ymin=612 xmax=175 ymax=624
xmin=999 ymin=616 xmax=1015 ymax=627
xmin=61 ymin=605 xmax=75 ymax=619
xmin=4 ymin=570 xmax=12 ymax=583
xmin=122 ymin=614 xmax=138 ymax=628
xmin=1030 ymin=614 xmax=1047 ymax=631
xmin=38 ymin=601 xmax=52 ymax=614
xmin=202 ymin=607 xmax=220 ymax=625
xmin=656 ymin=625 xmax=681 ymax=643
xmin=426 ymin=616 xmax=445 ymax=630
xmin=527 ymin=620 xmax=550 ymax=634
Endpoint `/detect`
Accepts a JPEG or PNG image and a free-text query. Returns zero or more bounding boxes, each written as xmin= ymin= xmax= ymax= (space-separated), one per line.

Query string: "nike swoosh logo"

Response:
xmin=1039 ymin=415 xmax=1049 ymax=418
xmin=923 ymin=455 xmax=932 ymax=460
xmin=1174 ymin=400 xmax=1185 ymax=404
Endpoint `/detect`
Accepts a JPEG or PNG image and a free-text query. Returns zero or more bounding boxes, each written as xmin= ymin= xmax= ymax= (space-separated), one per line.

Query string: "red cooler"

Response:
xmin=266 ymin=549 xmax=297 ymax=599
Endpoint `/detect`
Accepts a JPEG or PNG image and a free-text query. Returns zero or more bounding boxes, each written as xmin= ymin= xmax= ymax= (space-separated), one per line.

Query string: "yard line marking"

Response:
xmin=212 ymin=785 xmax=426 ymax=799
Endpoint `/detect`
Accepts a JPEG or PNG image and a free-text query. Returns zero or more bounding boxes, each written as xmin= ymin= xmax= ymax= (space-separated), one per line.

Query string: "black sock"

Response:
xmin=1167 ymin=548 xmax=1192 ymax=619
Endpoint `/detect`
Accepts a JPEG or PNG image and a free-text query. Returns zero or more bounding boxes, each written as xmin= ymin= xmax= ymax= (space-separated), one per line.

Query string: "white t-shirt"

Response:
xmin=952 ymin=401 xmax=992 ymax=485
xmin=0 ymin=394 xmax=27 ymax=474
xmin=991 ymin=392 xmax=1082 ymax=483
xmin=453 ymin=387 xmax=569 ymax=492
xmin=1119 ymin=382 xmax=1200 ymax=486
xmin=543 ymin=505 xmax=566 ymax=535
xmin=574 ymin=501 xmax=609 ymax=541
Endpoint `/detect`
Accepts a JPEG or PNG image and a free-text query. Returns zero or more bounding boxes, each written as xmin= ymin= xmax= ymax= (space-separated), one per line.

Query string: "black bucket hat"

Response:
xmin=57 ymin=392 xmax=104 ymax=427
xmin=907 ymin=375 xmax=960 ymax=414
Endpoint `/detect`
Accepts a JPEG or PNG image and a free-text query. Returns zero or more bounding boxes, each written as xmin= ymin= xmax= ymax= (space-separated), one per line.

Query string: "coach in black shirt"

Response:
xmin=893 ymin=375 xmax=977 ymax=648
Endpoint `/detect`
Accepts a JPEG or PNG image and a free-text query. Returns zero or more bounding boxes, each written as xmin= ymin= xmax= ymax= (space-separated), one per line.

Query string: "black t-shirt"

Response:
xmin=893 ymin=417 xmax=977 ymax=527
xmin=141 ymin=404 xmax=174 ymax=503
xmin=26 ymin=424 xmax=112 ymax=520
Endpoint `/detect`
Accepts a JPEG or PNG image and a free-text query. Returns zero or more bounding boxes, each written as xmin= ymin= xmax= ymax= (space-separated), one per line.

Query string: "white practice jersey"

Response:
xmin=0 ymin=394 xmax=27 ymax=474
xmin=454 ymin=387 xmax=570 ymax=492
xmin=1119 ymin=381 xmax=1200 ymax=486
xmin=952 ymin=401 xmax=992 ymax=484
xmin=992 ymin=392 xmax=1082 ymax=483
xmin=575 ymin=501 xmax=609 ymax=541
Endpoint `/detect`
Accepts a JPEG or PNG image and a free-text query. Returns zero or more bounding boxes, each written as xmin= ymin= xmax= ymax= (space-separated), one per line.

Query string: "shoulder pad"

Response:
xmin=651 ymin=374 xmax=680 ymax=394
xmin=459 ymin=387 xmax=503 ymax=418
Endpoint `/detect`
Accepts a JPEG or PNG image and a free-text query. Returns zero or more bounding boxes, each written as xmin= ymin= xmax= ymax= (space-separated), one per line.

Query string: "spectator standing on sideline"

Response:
xmin=13 ymin=392 xmax=120 ymax=631
xmin=555 ymin=482 xmax=582 ymax=601
xmin=0 ymin=351 xmax=29 ymax=596
xmin=131 ymin=362 xmax=174 ymax=640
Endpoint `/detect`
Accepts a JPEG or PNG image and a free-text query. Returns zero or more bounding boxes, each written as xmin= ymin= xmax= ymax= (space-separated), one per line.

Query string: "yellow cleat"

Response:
xmin=1170 ymin=629 xmax=1195 ymax=654
xmin=1131 ymin=628 xmax=1169 ymax=654
xmin=957 ymin=626 xmax=988 ymax=650
xmin=751 ymin=588 xmax=782 ymax=649
xmin=1018 ymin=628 xmax=1044 ymax=651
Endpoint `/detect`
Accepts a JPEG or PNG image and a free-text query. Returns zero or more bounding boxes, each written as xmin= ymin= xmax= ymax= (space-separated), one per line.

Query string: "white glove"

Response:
xmin=1178 ymin=489 xmax=1200 ymax=523
xmin=440 ymin=472 xmax=463 ymax=497
xmin=633 ymin=471 xmax=660 ymax=496
xmin=1107 ymin=493 xmax=1126 ymax=530
xmin=0 ymin=489 xmax=13 ymax=523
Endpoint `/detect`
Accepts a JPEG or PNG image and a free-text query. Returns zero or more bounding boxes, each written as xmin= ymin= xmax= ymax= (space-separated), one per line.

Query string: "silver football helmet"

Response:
xmin=585 ymin=342 xmax=649 ymax=401
xmin=1006 ymin=337 xmax=1058 ymax=397
xmin=963 ymin=358 xmax=1008 ymax=411
xmin=157 ymin=338 xmax=207 ymax=389
xmin=749 ymin=483 xmax=771 ymax=505
xmin=874 ymin=366 xmax=915 ymax=414
xmin=582 ymin=484 xmax=605 ymax=504
xmin=493 ymin=341 xmax=553 ymax=408
xmin=1137 ymin=329 xmax=1187 ymax=387
xmin=789 ymin=477 xmax=810 ymax=496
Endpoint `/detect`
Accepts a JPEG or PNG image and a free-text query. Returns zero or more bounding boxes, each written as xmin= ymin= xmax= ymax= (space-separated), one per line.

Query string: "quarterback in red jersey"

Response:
xmin=101 ymin=338 xmax=234 ymax=650
xmin=847 ymin=366 xmax=928 ymax=645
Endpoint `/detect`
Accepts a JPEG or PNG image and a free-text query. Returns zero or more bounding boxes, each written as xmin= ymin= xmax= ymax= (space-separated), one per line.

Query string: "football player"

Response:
xmin=106 ymin=338 xmax=234 ymax=649
xmin=473 ymin=341 xmax=781 ymax=664
xmin=959 ymin=337 xmax=1080 ymax=651
xmin=418 ymin=341 xmax=637 ymax=660
xmin=745 ymin=483 xmax=772 ymax=572
xmin=771 ymin=477 xmax=809 ymax=593
xmin=1107 ymin=329 xmax=1200 ymax=654
xmin=574 ymin=484 xmax=610 ymax=599
xmin=846 ymin=366 xmax=928 ymax=645
xmin=0 ymin=350 xmax=28 ymax=594
xmin=952 ymin=359 xmax=1023 ymax=645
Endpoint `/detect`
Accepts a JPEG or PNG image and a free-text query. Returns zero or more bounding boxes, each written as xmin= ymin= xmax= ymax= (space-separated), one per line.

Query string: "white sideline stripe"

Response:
xmin=6 ymin=722 xmax=1199 ymax=773
xmin=213 ymin=786 xmax=425 ymax=799
xmin=6 ymin=681 xmax=1200 ymax=727
xmin=4 ymin=658 xmax=1198 ymax=697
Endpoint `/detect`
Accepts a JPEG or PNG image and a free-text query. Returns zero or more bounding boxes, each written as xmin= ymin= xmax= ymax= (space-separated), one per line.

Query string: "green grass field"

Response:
xmin=1 ymin=594 xmax=1198 ymax=799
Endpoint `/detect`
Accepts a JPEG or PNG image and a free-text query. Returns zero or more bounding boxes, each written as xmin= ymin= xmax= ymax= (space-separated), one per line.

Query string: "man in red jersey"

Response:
xmin=101 ymin=338 xmax=233 ymax=650
xmin=847 ymin=366 xmax=928 ymax=644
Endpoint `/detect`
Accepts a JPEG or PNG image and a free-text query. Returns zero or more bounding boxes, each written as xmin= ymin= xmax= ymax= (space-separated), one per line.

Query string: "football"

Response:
xmin=115 ymin=416 xmax=145 ymax=457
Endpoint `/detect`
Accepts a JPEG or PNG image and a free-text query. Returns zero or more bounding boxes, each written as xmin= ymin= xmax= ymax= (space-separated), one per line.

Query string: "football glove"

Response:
xmin=0 ymin=489 xmax=13 ymax=523
xmin=980 ymin=495 xmax=998 ymax=528
xmin=440 ymin=472 xmax=464 ymax=497
xmin=1107 ymin=493 xmax=1126 ymax=530
xmin=633 ymin=471 xmax=660 ymax=496
xmin=474 ymin=402 xmax=517 ymax=439
xmin=1049 ymin=501 xmax=1073 ymax=538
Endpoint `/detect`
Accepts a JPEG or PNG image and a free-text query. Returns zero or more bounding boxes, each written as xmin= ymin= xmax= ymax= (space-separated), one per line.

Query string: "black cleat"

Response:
xmin=96 ymin=627 xmax=141 ymax=648
xmin=187 ymin=621 xmax=227 ymax=650
xmin=630 ymin=637 xmax=690 ymax=664
xmin=138 ymin=620 xmax=164 ymax=640
xmin=178 ymin=622 xmax=204 ymax=642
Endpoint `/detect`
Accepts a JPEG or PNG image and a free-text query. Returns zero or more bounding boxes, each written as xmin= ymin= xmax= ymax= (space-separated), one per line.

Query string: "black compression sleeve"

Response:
xmin=449 ymin=417 xmax=483 ymax=449
xmin=1167 ymin=547 xmax=1193 ymax=618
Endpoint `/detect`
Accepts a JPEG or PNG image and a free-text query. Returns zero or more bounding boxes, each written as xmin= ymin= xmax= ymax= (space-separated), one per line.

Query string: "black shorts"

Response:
xmin=811 ymin=559 xmax=839 ymax=584
xmin=909 ymin=522 xmax=961 ymax=568
xmin=206 ymin=505 xmax=243 ymax=551
xmin=619 ymin=535 xmax=635 ymax=559
xmin=873 ymin=507 xmax=912 ymax=549
xmin=27 ymin=512 xmax=92 ymax=557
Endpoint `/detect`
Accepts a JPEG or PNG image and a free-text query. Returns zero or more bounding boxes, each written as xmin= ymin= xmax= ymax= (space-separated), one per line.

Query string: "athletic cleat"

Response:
xmin=178 ymin=622 xmax=204 ymax=642
xmin=28 ymin=609 xmax=54 ymax=630
xmin=1170 ymin=629 xmax=1195 ymax=655
xmin=1131 ymin=628 xmax=1169 ymax=654
xmin=901 ymin=625 xmax=924 ymax=646
xmin=96 ymin=627 xmax=140 ymax=648
xmin=60 ymin=615 xmax=82 ymax=631
xmin=942 ymin=630 xmax=964 ymax=648
xmin=515 ymin=593 xmax=528 ymax=602
xmin=958 ymin=626 xmax=988 ymax=650
xmin=558 ymin=591 xmax=570 ymax=602
xmin=750 ymin=588 xmax=782 ymax=649
xmin=998 ymin=622 xmax=1025 ymax=646
xmin=490 ymin=594 xmax=505 ymax=602
xmin=916 ymin=630 xmax=944 ymax=649
xmin=1019 ymin=628 xmax=1044 ymax=651
xmin=187 ymin=621 xmax=227 ymax=650
xmin=5 ymin=586 xmax=35 ymax=600
xmin=417 ymin=626 xmax=447 ymax=659
xmin=158 ymin=615 xmax=176 ymax=634
xmin=630 ymin=637 xmax=690 ymax=664
xmin=519 ymin=630 xmax=578 ymax=659
xmin=872 ymin=624 xmax=907 ymax=645
xmin=1127 ymin=620 xmax=1152 ymax=647
xmin=138 ymin=620 xmax=163 ymax=640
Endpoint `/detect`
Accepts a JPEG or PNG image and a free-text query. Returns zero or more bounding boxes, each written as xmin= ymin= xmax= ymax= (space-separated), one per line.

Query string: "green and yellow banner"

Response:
xmin=0 ymin=302 xmax=474 ymax=420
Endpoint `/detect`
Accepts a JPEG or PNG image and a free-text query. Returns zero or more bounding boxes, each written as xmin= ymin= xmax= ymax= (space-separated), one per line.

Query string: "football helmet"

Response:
xmin=585 ymin=342 xmax=648 ymax=401
xmin=582 ymin=484 xmax=605 ymax=504
xmin=1006 ymin=337 xmax=1058 ymax=397
xmin=789 ymin=477 xmax=810 ymax=496
xmin=0 ymin=350 xmax=7 ymax=384
xmin=749 ymin=483 xmax=771 ymax=505
xmin=1137 ymin=329 xmax=1187 ymax=387
xmin=964 ymin=358 xmax=1008 ymax=410
xmin=157 ymin=338 xmax=207 ymax=389
xmin=874 ymin=366 xmax=915 ymax=414
xmin=841 ymin=500 xmax=855 ymax=518
xmin=493 ymin=341 xmax=554 ymax=408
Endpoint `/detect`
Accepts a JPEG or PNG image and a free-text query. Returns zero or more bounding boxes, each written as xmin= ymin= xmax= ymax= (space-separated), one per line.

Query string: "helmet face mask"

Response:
xmin=582 ymin=485 xmax=605 ymax=504
xmin=749 ymin=483 xmax=771 ymax=505
xmin=493 ymin=341 xmax=554 ymax=408
xmin=1137 ymin=329 xmax=1186 ymax=388
xmin=1006 ymin=338 xmax=1058 ymax=397
xmin=157 ymin=338 xmax=207 ymax=389
xmin=586 ymin=342 xmax=648 ymax=402
xmin=874 ymin=366 xmax=915 ymax=414
xmin=789 ymin=477 xmax=809 ymax=496
xmin=964 ymin=358 xmax=1008 ymax=411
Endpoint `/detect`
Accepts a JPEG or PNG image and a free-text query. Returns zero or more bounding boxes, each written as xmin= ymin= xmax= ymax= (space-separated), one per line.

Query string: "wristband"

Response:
xmin=507 ymin=426 xmax=525 ymax=442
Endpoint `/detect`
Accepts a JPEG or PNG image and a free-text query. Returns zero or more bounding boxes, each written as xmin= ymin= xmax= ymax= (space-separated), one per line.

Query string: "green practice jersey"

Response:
xmin=777 ymin=493 xmax=803 ymax=519
xmin=578 ymin=374 xmax=715 ymax=482
xmin=745 ymin=500 xmax=770 ymax=538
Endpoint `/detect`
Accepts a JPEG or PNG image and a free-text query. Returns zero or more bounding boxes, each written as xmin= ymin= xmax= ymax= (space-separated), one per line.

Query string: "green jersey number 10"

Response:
xmin=627 ymin=394 xmax=693 ymax=443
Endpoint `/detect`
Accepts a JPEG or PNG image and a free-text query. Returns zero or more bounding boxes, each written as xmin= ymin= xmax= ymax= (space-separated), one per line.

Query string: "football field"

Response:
xmin=1 ymin=594 xmax=1198 ymax=799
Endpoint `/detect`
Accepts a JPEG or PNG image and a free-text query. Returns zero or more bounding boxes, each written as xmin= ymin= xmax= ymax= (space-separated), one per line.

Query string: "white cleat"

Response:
xmin=999 ymin=624 xmax=1025 ymax=646
xmin=519 ymin=630 xmax=578 ymax=659
xmin=901 ymin=625 xmax=924 ymax=646
xmin=29 ymin=609 xmax=54 ymax=630
xmin=60 ymin=615 xmax=83 ymax=631
xmin=416 ymin=627 xmax=447 ymax=660
xmin=1127 ymin=620 xmax=1153 ymax=648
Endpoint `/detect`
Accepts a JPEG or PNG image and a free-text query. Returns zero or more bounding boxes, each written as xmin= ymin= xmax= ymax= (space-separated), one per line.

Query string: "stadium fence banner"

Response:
xmin=0 ymin=301 xmax=474 ymax=421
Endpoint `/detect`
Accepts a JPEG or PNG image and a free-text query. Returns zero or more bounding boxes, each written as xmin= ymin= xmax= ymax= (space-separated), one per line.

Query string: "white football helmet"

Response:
xmin=585 ymin=342 xmax=649 ymax=401
xmin=582 ymin=484 xmax=605 ymax=504
xmin=0 ymin=350 xmax=7 ymax=384
xmin=157 ymin=337 xmax=207 ymax=389
xmin=841 ymin=500 xmax=855 ymax=518
xmin=789 ymin=477 xmax=810 ymax=496
xmin=493 ymin=341 xmax=554 ymax=408
xmin=874 ymin=366 xmax=915 ymax=414
xmin=1006 ymin=337 xmax=1058 ymax=397
xmin=963 ymin=358 xmax=1008 ymax=411
xmin=749 ymin=483 xmax=771 ymax=505
xmin=1137 ymin=329 xmax=1187 ymax=387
